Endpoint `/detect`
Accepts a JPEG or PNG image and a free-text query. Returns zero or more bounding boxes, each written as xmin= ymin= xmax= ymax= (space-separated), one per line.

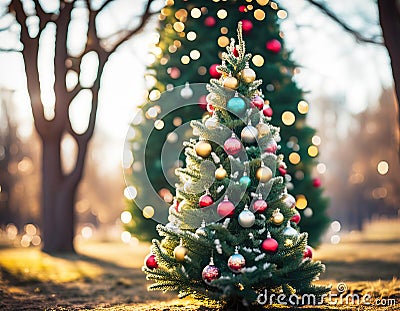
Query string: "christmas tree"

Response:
xmin=126 ymin=0 xmax=329 ymax=246
xmin=143 ymin=23 xmax=329 ymax=308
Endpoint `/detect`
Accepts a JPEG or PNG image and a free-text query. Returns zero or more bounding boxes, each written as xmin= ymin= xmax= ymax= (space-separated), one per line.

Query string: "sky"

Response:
xmin=0 ymin=0 xmax=394 ymax=171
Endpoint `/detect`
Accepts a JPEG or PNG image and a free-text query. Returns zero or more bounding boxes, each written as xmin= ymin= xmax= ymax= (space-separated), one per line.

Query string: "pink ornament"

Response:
xmin=209 ymin=64 xmax=221 ymax=79
xmin=266 ymin=39 xmax=282 ymax=53
xmin=204 ymin=16 xmax=216 ymax=27
xmin=304 ymin=246 xmax=313 ymax=259
xmin=278 ymin=167 xmax=287 ymax=176
xmin=251 ymin=96 xmax=264 ymax=110
xmin=263 ymin=106 xmax=273 ymax=117
xmin=261 ymin=237 xmax=278 ymax=253
xmin=313 ymin=178 xmax=321 ymax=188
xmin=199 ymin=194 xmax=213 ymax=208
xmin=144 ymin=254 xmax=158 ymax=269
xmin=202 ymin=264 xmax=221 ymax=283
xmin=224 ymin=136 xmax=242 ymax=155
xmin=217 ymin=196 xmax=235 ymax=218
xmin=241 ymin=19 xmax=253 ymax=34
xmin=264 ymin=140 xmax=277 ymax=154
xmin=291 ymin=213 xmax=301 ymax=224
xmin=198 ymin=95 xmax=207 ymax=111
xmin=252 ymin=199 xmax=268 ymax=213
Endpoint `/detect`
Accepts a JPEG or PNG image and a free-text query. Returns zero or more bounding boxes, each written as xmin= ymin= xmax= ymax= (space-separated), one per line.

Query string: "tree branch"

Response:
xmin=106 ymin=0 xmax=155 ymax=55
xmin=304 ymin=0 xmax=383 ymax=45
xmin=33 ymin=0 xmax=52 ymax=31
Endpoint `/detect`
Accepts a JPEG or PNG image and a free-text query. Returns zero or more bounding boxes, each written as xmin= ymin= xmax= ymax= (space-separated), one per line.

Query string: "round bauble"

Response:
xmin=241 ymin=125 xmax=258 ymax=144
xmin=217 ymin=197 xmax=235 ymax=218
xmin=241 ymin=19 xmax=253 ymax=34
xmin=263 ymin=106 xmax=273 ymax=117
xmin=223 ymin=76 xmax=239 ymax=89
xmin=291 ymin=212 xmax=301 ymax=224
xmin=256 ymin=123 xmax=270 ymax=138
xmin=238 ymin=209 xmax=255 ymax=228
xmin=251 ymin=96 xmax=264 ymax=110
xmin=272 ymin=210 xmax=284 ymax=225
xmin=261 ymin=237 xmax=278 ymax=253
xmin=233 ymin=46 xmax=239 ymax=57
xmin=238 ymin=5 xmax=246 ymax=13
xmin=264 ymin=140 xmax=277 ymax=153
xmin=195 ymin=141 xmax=212 ymax=158
xmin=144 ymin=253 xmax=158 ymax=269
xmin=215 ymin=166 xmax=227 ymax=180
xmin=224 ymin=136 xmax=242 ymax=155
xmin=204 ymin=16 xmax=216 ymax=27
xmin=205 ymin=116 xmax=218 ymax=129
xmin=241 ymin=67 xmax=256 ymax=83
xmin=283 ymin=224 xmax=299 ymax=238
xmin=209 ymin=64 xmax=221 ymax=79
xmin=282 ymin=194 xmax=296 ymax=209
xmin=278 ymin=167 xmax=287 ymax=176
xmin=256 ymin=166 xmax=273 ymax=183
xmin=252 ymin=199 xmax=268 ymax=213
xmin=266 ymin=39 xmax=282 ymax=53
xmin=180 ymin=84 xmax=193 ymax=99
xmin=199 ymin=194 xmax=213 ymax=208
xmin=173 ymin=245 xmax=188 ymax=261
xmin=303 ymin=245 xmax=313 ymax=259
xmin=227 ymin=96 xmax=246 ymax=115
xmin=312 ymin=178 xmax=322 ymax=188
xmin=228 ymin=253 xmax=246 ymax=273
xmin=202 ymin=264 xmax=221 ymax=283
xmin=239 ymin=175 xmax=251 ymax=187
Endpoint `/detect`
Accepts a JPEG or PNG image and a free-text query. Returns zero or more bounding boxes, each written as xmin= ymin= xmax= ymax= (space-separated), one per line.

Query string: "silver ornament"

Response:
xmin=283 ymin=221 xmax=299 ymax=238
xmin=282 ymin=194 xmax=296 ymax=208
xmin=180 ymin=82 xmax=193 ymax=99
xmin=205 ymin=116 xmax=218 ymax=129
xmin=241 ymin=125 xmax=258 ymax=144
xmin=238 ymin=207 xmax=255 ymax=228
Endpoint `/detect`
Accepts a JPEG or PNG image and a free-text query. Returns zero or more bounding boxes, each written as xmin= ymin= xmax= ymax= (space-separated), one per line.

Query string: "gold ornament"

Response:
xmin=223 ymin=76 xmax=239 ymax=89
xmin=241 ymin=67 xmax=256 ymax=83
xmin=256 ymin=123 xmax=270 ymax=138
xmin=284 ymin=239 xmax=294 ymax=247
xmin=173 ymin=245 xmax=188 ymax=261
xmin=195 ymin=141 xmax=212 ymax=158
xmin=215 ymin=166 xmax=227 ymax=180
xmin=272 ymin=209 xmax=284 ymax=225
xmin=256 ymin=166 xmax=273 ymax=182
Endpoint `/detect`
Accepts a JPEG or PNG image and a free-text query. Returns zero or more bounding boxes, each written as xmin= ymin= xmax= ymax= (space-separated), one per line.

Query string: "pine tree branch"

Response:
xmin=304 ymin=0 xmax=383 ymax=45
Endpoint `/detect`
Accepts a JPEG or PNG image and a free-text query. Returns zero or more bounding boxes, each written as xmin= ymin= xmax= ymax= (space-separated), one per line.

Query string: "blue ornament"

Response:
xmin=239 ymin=175 xmax=251 ymax=187
xmin=227 ymin=97 xmax=246 ymax=115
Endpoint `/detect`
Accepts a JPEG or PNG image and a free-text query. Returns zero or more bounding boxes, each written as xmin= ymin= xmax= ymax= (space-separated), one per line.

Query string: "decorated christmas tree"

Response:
xmin=142 ymin=23 xmax=329 ymax=308
xmin=126 ymin=0 xmax=329 ymax=246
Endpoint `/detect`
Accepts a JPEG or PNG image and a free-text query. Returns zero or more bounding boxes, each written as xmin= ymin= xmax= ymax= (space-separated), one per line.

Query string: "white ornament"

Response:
xmin=180 ymin=82 xmax=193 ymax=99
xmin=238 ymin=206 xmax=255 ymax=228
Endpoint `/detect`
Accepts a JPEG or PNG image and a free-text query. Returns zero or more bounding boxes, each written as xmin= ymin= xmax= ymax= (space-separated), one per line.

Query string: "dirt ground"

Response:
xmin=0 ymin=219 xmax=399 ymax=311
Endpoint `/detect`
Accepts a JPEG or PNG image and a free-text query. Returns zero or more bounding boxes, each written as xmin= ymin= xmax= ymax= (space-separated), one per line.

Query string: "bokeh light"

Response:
xmin=282 ymin=111 xmax=295 ymax=126
xmin=308 ymin=145 xmax=319 ymax=157
xmin=190 ymin=8 xmax=201 ymax=18
xmin=252 ymin=55 xmax=264 ymax=67
xmin=377 ymin=161 xmax=389 ymax=175
xmin=297 ymin=100 xmax=309 ymax=114
xmin=124 ymin=186 xmax=137 ymax=200
xmin=143 ymin=205 xmax=155 ymax=218
xmin=289 ymin=152 xmax=300 ymax=165
xmin=121 ymin=211 xmax=132 ymax=224
xmin=295 ymin=195 xmax=307 ymax=209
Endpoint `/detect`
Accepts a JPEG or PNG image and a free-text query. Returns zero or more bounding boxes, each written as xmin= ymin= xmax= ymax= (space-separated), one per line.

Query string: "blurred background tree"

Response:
xmin=125 ymin=0 xmax=330 ymax=247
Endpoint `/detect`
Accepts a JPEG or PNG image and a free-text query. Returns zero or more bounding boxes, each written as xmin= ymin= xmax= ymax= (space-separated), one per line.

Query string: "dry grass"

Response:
xmin=0 ymin=219 xmax=399 ymax=310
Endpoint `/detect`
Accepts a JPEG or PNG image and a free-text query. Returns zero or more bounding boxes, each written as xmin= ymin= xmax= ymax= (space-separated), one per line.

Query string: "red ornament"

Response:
xmin=303 ymin=246 xmax=313 ymax=259
xmin=198 ymin=95 xmax=207 ymax=111
xmin=202 ymin=264 xmax=221 ymax=283
xmin=264 ymin=140 xmax=277 ymax=154
xmin=217 ymin=196 xmax=235 ymax=218
xmin=209 ymin=64 xmax=221 ymax=79
xmin=263 ymin=106 xmax=273 ymax=117
xmin=207 ymin=103 xmax=214 ymax=113
xmin=224 ymin=136 xmax=242 ymax=155
xmin=173 ymin=199 xmax=180 ymax=212
xmin=204 ymin=16 xmax=216 ymax=27
xmin=266 ymin=39 xmax=282 ymax=53
xmin=291 ymin=213 xmax=301 ymax=224
xmin=241 ymin=19 xmax=253 ymax=34
xmin=199 ymin=194 xmax=213 ymax=208
xmin=252 ymin=199 xmax=268 ymax=213
xmin=261 ymin=237 xmax=278 ymax=253
xmin=238 ymin=5 xmax=246 ymax=12
xmin=278 ymin=167 xmax=287 ymax=176
xmin=312 ymin=178 xmax=321 ymax=188
xmin=251 ymin=96 xmax=264 ymax=110
xmin=233 ymin=47 xmax=239 ymax=57
xmin=144 ymin=253 xmax=158 ymax=269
